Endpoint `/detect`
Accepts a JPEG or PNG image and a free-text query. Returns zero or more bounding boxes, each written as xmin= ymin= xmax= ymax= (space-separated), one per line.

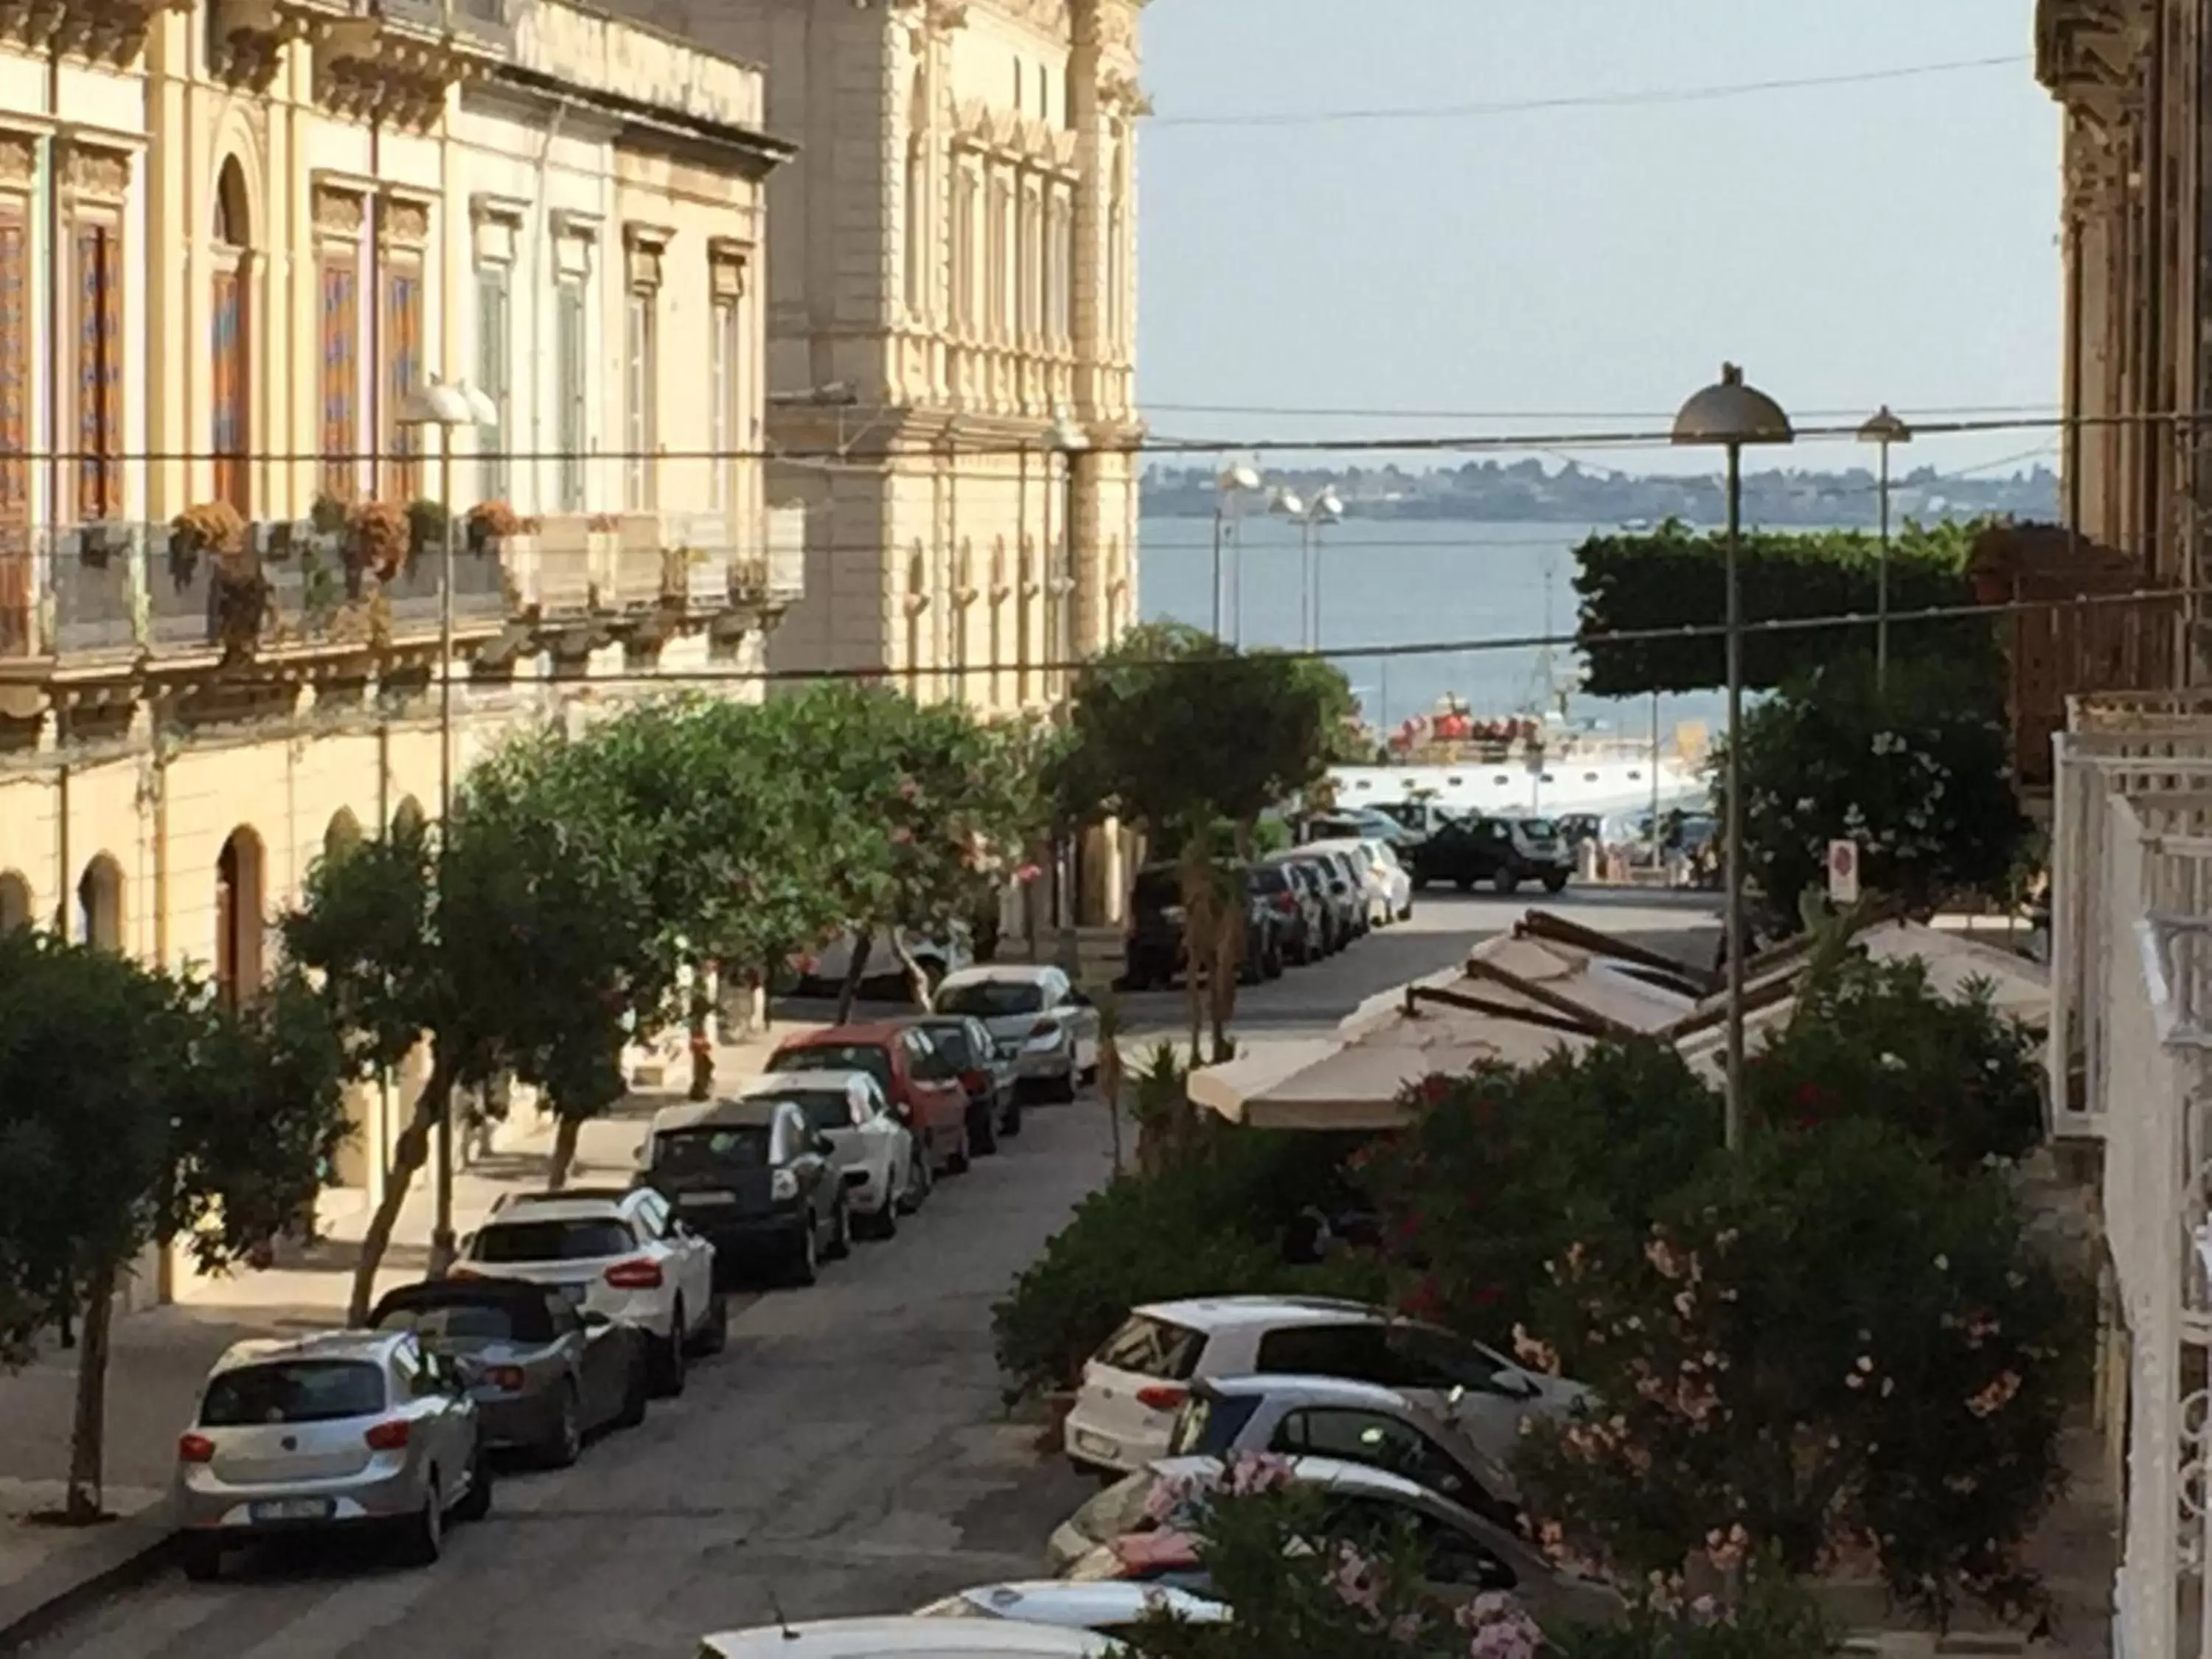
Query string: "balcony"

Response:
xmin=308 ymin=0 xmax=512 ymax=125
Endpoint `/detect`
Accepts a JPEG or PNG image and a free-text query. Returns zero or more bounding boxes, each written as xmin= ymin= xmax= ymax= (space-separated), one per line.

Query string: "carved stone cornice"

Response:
xmin=0 ymin=0 xmax=185 ymax=68
xmin=312 ymin=1 xmax=509 ymax=131
xmin=893 ymin=0 xmax=967 ymax=52
xmin=1096 ymin=68 xmax=1150 ymax=117
xmin=2037 ymin=0 xmax=2151 ymax=130
xmin=60 ymin=140 xmax=130 ymax=201
xmin=950 ymin=97 xmax=1080 ymax=173
xmin=0 ymin=132 xmax=35 ymax=187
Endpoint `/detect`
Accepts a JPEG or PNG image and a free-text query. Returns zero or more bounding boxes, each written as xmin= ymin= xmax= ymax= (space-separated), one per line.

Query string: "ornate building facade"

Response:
xmin=0 ymin=0 xmax=796 ymax=1294
xmin=623 ymin=0 xmax=1147 ymax=714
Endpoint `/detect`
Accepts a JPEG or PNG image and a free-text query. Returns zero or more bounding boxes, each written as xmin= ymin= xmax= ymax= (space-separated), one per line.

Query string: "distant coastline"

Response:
xmin=1138 ymin=460 xmax=2059 ymax=529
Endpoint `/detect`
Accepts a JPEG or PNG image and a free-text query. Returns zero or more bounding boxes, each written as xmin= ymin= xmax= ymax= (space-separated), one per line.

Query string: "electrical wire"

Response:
xmin=1144 ymin=54 xmax=2032 ymax=131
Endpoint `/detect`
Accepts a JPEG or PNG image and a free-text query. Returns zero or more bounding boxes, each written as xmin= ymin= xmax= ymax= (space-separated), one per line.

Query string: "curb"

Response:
xmin=0 ymin=1512 xmax=175 ymax=1654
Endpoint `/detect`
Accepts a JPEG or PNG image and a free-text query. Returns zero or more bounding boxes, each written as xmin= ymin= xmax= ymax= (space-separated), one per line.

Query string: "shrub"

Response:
xmin=1514 ymin=1118 xmax=2085 ymax=1627
xmin=992 ymin=1129 xmax=1388 ymax=1398
xmin=1745 ymin=950 xmax=2044 ymax=1171
xmin=1547 ymin=1574 xmax=1831 ymax=1659
xmin=1714 ymin=655 xmax=2029 ymax=917
xmin=1355 ymin=1043 xmax=1721 ymax=1339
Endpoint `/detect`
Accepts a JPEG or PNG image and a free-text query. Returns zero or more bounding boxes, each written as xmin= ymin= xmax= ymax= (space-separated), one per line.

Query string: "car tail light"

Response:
xmin=961 ymin=1068 xmax=987 ymax=1091
xmin=177 ymin=1433 xmax=215 ymax=1464
xmin=604 ymin=1258 xmax=664 ymax=1290
xmin=1135 ymin=1383 xmax=1187 ymax=1412
xmin=1273 ymin=893 xmax=1298 ymax=914
xmin=364 ymin=1419 xmax=411 ymax=1452
xmin=484 ymin=1366 xmax=526 ymax=1392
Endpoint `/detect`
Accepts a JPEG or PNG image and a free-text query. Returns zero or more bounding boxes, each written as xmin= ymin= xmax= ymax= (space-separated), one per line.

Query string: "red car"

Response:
xmin=765 ymin=1023 xmax=973 ymax=1176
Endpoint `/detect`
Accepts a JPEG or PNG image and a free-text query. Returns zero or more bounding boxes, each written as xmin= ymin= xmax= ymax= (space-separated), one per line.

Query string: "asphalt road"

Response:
xmin=21 ymin=889 xmax=1717 ymax=1659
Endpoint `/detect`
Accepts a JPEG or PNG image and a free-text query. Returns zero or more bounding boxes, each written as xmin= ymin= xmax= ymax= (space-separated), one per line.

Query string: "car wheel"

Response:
xmin=695 ymin=1293 xmax=729 ymax=1356
xmin=861 ymin=1182 xmax=899 ymax=1239
xmin=826 ymin=1197 xmax=853 ymax=1261
xmin=1454 ymin=877 xmax=1477 ymax=893
xmin=541 ymin=1382 xmax=583 ymax=1469
xmin=614 ymin=1352 xmax=650 ymax=1428
xmin=789 ymin=1220 xmax=819 ymax=1287
xmin=1264 ymin=942 xmax=1285 ymax=979
xmin=454 ymin=1444 xmax=495 ymax=1522
xmin=1047 ymin=1064 xmax=1077 ymax=1105
xmin=947 ymin=1127 xmax=972 ymax=1175
xmin=971 ymin=1104 xmax=999 ymax=1157
xmin=399 ymin=1479 xmax=443 ymax=1567
xmin=652 ymin=1303 xmax=688 ymax=1397
xmin=898 ymin=1144 xmax=931 ymax=1212
xmin=1543 ymin=872 xmax=1569 ymax=894
xmin=178 ymin=1536 xmax=223 ymax=1583
xmin=1000 ymin=1098 xmax=1023 ymax=1138
xmin=1492 ymin=871 xmax=1520 ymax=895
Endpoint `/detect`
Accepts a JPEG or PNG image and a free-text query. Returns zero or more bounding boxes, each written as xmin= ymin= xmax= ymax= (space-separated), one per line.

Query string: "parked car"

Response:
xmin=1368 ymin=799 xmax=1465 ymax=841
xmin=1301 ymin=810 xmax=1419 ymax=849
xmin=903 ymin=1010 xmax=1020 ymax=1150
xmin=1164 ymin=1373 xmax=1517 ymax=1521
xmin=914 ymin=1582 xmax=1228 ymax=1635
xmin=1274 ymin=849 xmax=1365 ymax=950
xmin=1060 ymin=1295 xmax=1582 ymax=1479
xmin=1304 ymin=838 xmax=1412 ymax=925
xmin=1408 ymin=815 xmax=1571 ymax=895
xmin=1046 ymin=1467 xmax=1167 ymax=1575
xmin=701 ymin=1620 xmax=1117 ymax=1659
xmin=1282 ymin=855 xmax=1349 ymax=954
xmin=729 ymin=1070 xmax=917 ymax=1237
xmin=792 ymin=925 xmax=973 ymax=1001
xmin=1247 ymin=860 xmax=1324 ymax=965
xmin=935 ymin=965 xmax=1100 ymax=1104
xmin=1061 ymin=1455 xmax=1622 ymax=1627
xmin=171 ymin=1329 xmax=492 ymax=1580
xmin=637 ymin=1095 xmax=855 ymax=1285
xmin=458 ymin=1189 xmax=723 ymax=1396
xmin=768 ymin=1022 xmax=973 ymax=1175
xmin=368 ymin=1276 xmax=648 ymax=1468
xmin=1123 ymin=863 xmax=1282 ymax=992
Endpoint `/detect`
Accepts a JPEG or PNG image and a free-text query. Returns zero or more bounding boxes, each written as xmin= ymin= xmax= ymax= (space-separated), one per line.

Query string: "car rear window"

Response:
xmin=375 ymin=1298 xmax=553 ymax=1344
xmin=771 ymin=1044 xmax=894 ymax=1094
xmin=1520 ymin=818 xmax=1559 ymax=839
xmin=939 ymin=981 xmax=1045 ymax=1018
xmin=916 ymin=1024 xmax=975 ymax=1068
xmin=770 ymin=1091 xmax=855 ymax=1134
xmin=1248 ymin=867 xmax=1290 ymax=894
xmin=1094 ymin=1313 xmax=1206 ymax=1381
xmin=473 ymin=1218 xmax=637 ymax=1263
xmin=653 ymin=1125 xmax=773 ymax=1176
xmin=1073 ymin=1470 xmax=1161 ymax=1541
xmin=202 ymin=1360 xmax=386 ymax=1425
xmin=1168 ymin=1390 xmax=1263 ymax=1457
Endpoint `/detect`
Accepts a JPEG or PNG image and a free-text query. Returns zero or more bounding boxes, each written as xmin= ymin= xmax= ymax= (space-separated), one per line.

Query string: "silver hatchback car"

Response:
xmin=171 ymin=1329 xmax=491 ymax=1580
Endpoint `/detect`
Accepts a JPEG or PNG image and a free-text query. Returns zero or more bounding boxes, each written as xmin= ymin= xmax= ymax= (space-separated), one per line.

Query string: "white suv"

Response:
xmin=459 ymin=1189 xmax=723 ymax=1398
xmin=1060 ymin=1295 xmax=1580 ymax=1478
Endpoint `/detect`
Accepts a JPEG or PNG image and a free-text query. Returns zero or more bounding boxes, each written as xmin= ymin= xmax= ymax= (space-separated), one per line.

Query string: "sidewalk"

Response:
xmin=0 ymin=1027 xmax=802 ymax=1645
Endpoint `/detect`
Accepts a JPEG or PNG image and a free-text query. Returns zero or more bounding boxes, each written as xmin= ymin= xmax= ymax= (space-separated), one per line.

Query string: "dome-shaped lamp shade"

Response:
xmin=1857 ymin=405 xmax=1912 ymax=445
xmin=1672 ymin=363 xmax=1792 ymax=448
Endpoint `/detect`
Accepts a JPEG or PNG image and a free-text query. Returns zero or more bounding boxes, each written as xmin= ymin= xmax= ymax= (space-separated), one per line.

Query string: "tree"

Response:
xmin=1573 ymin=521 xmax=1997 ymax=697
xmin=0 ymin=931 xmax=347 ymax=1520
xmin=1714 ymin=655 xmax=2030 ymax=918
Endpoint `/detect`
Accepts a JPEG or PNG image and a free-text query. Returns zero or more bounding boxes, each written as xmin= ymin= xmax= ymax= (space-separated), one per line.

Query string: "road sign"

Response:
xmin=1827 ymin=839 xmax=1860 ymax=905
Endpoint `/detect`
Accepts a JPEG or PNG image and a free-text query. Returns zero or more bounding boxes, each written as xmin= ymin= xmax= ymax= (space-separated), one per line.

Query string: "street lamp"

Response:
xmin=1046 ymin=409 xmax=1089 ymax=974
xmin=1672 ymin=363 xmax=1792 ymax=1154
xmin=1211 ymin=462 xmax=1261 ymax=641
xmin=396 ymin=374 xmax=498 ymax=1278
xmin=1272 ymin=484 xmax=1344 ymax=651
xmin=1856 ymin=405 xmax=1912 ymax=691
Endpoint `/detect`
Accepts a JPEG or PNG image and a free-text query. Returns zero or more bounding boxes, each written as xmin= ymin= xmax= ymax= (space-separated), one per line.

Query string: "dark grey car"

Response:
xmin=905 ymin=1012 xmax=1020 ymax=1152
xmin=641 ymin=1096 xmax=852 ymax=1288
xmin=369 ymin=1278 xmax=649 ymax=1469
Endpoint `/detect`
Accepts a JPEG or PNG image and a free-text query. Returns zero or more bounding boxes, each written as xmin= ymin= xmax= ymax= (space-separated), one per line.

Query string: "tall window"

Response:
xmin=319 ymin=255 xmax=359 ymax=501
xmin=211 ymin=159 xmax=253 ymax=515
xmin=475 ymin=264 xmax=511 ymax=504
xmin=555 ymin=276 xmax=586 ymax=512
xmin=0 ymin=204 xmax=26 ymax=653
xmin=953 ymin=170 xmax=978 ymax=331
xmin=1048 ymin=201 xmax=1072 ymax=344
xmin=1016 ymin=189 xmax=1037 ymax=343
xmin=382 ymin=262 xmax=423 ymax=499
xmin=72 ymin=220 xmax=122 ymax=519
xmin=624 ymin=288 xmax=656 ymax=511
xmin=709 ymin=293 xmax=738 ymax=515
xmin=987 ymin=179 xmax=1009 ymax=341
xmin=904 ymin=141 xmax=926 ymax=317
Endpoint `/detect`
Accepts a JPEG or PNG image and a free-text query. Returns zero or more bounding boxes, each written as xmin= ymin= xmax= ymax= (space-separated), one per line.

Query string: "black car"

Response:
xmin=639 ymin=1096 xmax=854 ymax=1287
xmin=1248 ymin=860 xmax=1324 ymax=966
xmin=1271 ymin=852 xmax=1349 ymax=955
xmin=1407 ymin=815 xmax=1573 ymax=895
xmin=1124 ymin=861 xmax=1283 ymax=991
xmin=369 ymin=1277 xmax=648 ymax=1467
xmin=902 ymin=1011 xmax=1020 ymax=1153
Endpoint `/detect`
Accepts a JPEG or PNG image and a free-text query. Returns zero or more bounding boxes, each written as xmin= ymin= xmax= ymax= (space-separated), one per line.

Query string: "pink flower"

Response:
xmin=1965 ymin=1371 xmax=2023 ymax=1419
xmin=1015 ymin=863 xmax=1043 ymax=885
xmin=1222 ymin=1450 xmax=1295 ymax=1496
xmin=1325 ymin=1540 xmax=1385 ymax=1615
xmin=1511 ymin=1324 xmax=1560 ymax=1375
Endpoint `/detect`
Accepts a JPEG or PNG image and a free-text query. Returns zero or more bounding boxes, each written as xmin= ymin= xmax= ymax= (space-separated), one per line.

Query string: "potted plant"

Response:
xmin=168 ymin=500 xmax=246 ymax=591
xmin=346 ymin=500 xmax=409 ymax=584
xmin=404 ymin=498 xmax=446 ymax=566
xmin=465 ymin=499 xmax=521 ymax=557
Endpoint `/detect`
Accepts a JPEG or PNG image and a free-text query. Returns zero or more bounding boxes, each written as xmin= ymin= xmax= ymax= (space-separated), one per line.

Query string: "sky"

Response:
xmin=1135 ymin=0 xmax=2062 ymax=479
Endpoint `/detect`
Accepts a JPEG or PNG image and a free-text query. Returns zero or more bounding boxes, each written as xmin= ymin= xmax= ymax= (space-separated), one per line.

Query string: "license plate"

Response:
xmin=1071 ymin=1429 xmax=1114 ymax=1458
xmin=249 ymin=1498 xmax=333 ymax=1524
xmin=679 ymin=1190 xmax=735 ymax=1208
xmin=556 ymin=1283 xmax=588 ymax=1306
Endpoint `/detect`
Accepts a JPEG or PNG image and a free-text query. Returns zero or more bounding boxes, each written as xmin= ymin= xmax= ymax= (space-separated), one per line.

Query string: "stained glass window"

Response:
xmin=319 ymin=257 xmax=358 ymax=502
xmin=74 ymin=223 xmax=122 ymax=520
xmin=211 ymin=268 xmax=247 ymax=513
xmin=383 ymin=265 xmax=422 ymax=500
xmin=0 ymin=209 xmax=24 ymax=651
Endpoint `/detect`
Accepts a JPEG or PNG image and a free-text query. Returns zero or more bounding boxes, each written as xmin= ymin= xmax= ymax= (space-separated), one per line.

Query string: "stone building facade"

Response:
xmin=617 ymin=0 xmax=1147 ymax=714
xmin=0 ymin=0 xmax=796 ymax=1296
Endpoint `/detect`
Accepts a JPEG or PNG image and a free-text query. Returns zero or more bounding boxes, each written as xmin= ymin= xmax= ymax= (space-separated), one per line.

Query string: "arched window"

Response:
xmin=392 ymin=796 xmax=427 ymax=838
xmin=990 ymin=537 xmax=1007 ymax=708
xmin=1016 ymin=536 xmax=1034 ymax=703
xmin=76 ymin=853 xmax=124 ymax=953
xmin=211 ymin=156 xmax=254 ymax=514
xmin=215 ymin=827 xmax=266 ymax=1007
xmin=0 ymin=869 xmax=29 ymax=933
xmin=953 ymin=168 xmax=978 ymax=333
xmin=324 ymin=807 xmax=363 ymax=863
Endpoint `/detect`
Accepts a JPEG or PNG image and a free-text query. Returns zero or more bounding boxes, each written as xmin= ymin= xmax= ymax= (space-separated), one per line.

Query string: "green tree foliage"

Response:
xmin=1514 ymin=1119 xmax=2083 ymax=1627
xmin=1355 ymin=1045 xmax=1722 ymax=1339
xmin=1715 ymin=655 xmax=2030 ymax=917
xmin=1573 ymin=521 xmax=1997 ymax=697
xmin=0 ymin=930 xmax=347 ymax=1519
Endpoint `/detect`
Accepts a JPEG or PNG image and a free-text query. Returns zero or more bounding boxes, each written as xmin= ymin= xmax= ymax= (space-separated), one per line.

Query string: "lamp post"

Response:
xmin=1672 ymin=364 xmax=1792 ymax=1153
xmin=396 ymin=375 xmax=499 ymax=1278
xmin=1856 ymin=405 xmax=1912 ymax=691
xmin=1211 ymin=463 xmax=1260 ymax=641
xmin=1270 ymin=484 xmax=1344 ymax=650
xmin=1047 ymin=409 xmax=1088 ymax=970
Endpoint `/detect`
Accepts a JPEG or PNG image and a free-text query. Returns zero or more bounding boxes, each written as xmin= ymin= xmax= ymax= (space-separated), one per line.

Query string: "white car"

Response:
xmin=1060 ymin=1295 xmax=1580 ymax=1480
xmin=732 ymin=1070 xmax=916 ymax=1237
xmin=934 ymin=965 xmax=1099 ymax=1102
xmin=794 ymin=925 xmax=973 ymax=998
xmin=459 ymin=1189 xmax=723 ymax=1398
xmin=915 ymin=1582 xmax=1228 ymax=1636
xmin=700 ymin=1618 xmax=1116 ymax=1659
xmin=1303 ymin=838 xmax=1413 ymax=926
